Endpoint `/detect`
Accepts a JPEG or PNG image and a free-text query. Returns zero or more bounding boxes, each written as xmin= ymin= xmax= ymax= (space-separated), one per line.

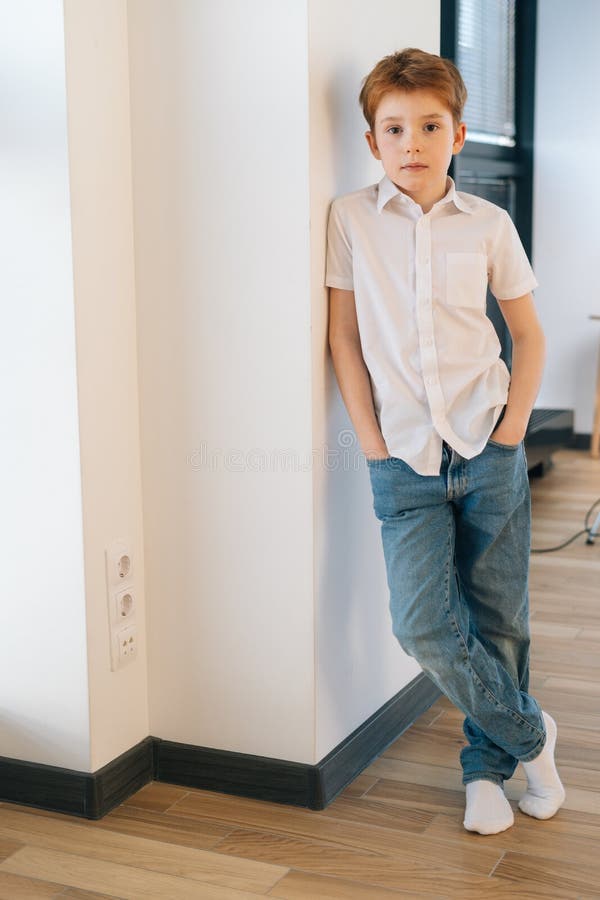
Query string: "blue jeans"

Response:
xmin=367 ymin=436 xmax=547 ymax=787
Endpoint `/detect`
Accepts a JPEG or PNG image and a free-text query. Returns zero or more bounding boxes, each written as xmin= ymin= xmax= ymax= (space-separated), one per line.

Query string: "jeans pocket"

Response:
xmin=487 ymin=438 xmax=522 ymax=451
xmin=366 ymin=456 xmax=393 ymax=467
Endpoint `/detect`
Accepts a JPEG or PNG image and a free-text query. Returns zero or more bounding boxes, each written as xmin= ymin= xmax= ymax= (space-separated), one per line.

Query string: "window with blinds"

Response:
xmin=457 ymin=0 xmax=516 ymax=147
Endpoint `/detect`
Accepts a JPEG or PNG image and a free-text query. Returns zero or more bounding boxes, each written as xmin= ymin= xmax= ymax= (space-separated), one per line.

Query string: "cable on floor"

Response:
xmin=530 ymin=497 xmax=600 ymax=553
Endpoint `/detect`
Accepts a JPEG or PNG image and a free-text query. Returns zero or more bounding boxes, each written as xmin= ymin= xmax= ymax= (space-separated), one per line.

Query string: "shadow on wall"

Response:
xmin=325 ymin=62 xmax=373 ymax=196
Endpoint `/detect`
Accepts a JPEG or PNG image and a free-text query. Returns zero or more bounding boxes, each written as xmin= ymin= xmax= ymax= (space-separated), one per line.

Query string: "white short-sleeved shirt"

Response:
xmin=325 ymin=173 xmax=539 ymax=476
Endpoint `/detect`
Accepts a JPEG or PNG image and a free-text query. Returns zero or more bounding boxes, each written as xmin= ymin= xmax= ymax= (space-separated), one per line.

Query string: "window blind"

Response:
xmin=457 ymin=0 xmax=516 ymax=146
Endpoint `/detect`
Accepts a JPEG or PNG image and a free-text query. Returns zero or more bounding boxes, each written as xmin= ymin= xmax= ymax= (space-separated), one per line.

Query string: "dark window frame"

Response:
xmin=441 ymin=0 xmax=537 ymax=258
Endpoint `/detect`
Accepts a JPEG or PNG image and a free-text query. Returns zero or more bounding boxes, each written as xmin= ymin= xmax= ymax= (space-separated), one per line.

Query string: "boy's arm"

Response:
xmin=491 ymin=292 xmax=547 ymax=444
xmin=328 ymin=287 xmax=389 ymax=460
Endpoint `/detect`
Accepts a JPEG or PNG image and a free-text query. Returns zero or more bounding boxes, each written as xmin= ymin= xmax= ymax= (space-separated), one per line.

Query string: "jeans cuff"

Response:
xmin=517 ymin=728 xmax=547 ymax=762
xmin=462 ymin=773 xmax=505 ymax=788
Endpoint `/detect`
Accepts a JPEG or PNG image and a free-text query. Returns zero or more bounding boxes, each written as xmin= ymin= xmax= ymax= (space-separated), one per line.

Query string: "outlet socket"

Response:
xmin=116 ymin=625 xmax=138 ymax=666
xmin=114 ymin=587 xmax=135 ymax=623
xmin=105 ymin=539 xmax=133 ymax=589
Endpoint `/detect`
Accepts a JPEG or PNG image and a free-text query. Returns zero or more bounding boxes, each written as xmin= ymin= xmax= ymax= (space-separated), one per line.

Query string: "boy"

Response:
xmin=326 ymin=48 xmax=565 ymax=835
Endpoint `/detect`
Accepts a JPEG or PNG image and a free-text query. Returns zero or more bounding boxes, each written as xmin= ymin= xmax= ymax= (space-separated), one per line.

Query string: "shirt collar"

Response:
xmin=376 ymin=174 xmax=473 ymax=215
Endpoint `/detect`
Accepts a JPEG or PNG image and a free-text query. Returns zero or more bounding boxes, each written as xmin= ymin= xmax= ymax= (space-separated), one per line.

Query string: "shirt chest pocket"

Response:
xmin=445 ymin=252 xmax=488 ymax=309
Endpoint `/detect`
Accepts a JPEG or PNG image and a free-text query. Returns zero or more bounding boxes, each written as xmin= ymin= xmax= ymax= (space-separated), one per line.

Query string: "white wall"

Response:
xmin=0 ymin=0 xmax=149 ymax=773
xmin=0 ymin=0 xmax=90 ymax=769
xmin=533 ymin=0 xmax=600 ymax=433
xmin=63 ymin=0 xmax=148 ymax=771
xmin=308 ymin=0 xmax=440 ymax=760
xmin=128 ymin=0 xmax=316 ymax=762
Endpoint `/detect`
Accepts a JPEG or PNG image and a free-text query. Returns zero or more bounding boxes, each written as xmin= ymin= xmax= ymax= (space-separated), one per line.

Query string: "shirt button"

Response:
xmin=424 ymin=337 xmax=433 ymax=345
xmin=427 ymin=376 xmax=436 ymax=385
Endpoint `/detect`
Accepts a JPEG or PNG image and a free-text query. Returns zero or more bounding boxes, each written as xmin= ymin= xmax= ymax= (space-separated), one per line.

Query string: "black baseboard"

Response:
xmin=0 ymin=673 xmax=440 ymax=819
xmin=0 ymin=736 xmax=154 ymax=819
xmin=571 ymin=433 xmax=592 ymax=450
xmin=154 ymin=671 xmax=440 ymax=811
xmin=317 ymin=671 xmax=440 ymax=807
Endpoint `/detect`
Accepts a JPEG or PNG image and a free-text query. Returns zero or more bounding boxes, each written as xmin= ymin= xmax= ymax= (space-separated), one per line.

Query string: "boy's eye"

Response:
xmin=385 ymin=123 xmax=440 ymax=135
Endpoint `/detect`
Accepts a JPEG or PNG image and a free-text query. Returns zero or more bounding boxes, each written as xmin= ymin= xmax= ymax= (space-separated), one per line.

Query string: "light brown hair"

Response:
xmin=359 ymin=47 xmax=467 ymax=133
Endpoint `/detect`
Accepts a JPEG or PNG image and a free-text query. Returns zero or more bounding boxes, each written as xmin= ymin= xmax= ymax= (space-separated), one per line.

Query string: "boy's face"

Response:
xmin=365 ymin=88 xmax=466 ymax=210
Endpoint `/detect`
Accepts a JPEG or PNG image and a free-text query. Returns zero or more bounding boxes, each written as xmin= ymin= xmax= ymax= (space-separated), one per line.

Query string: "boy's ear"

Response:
xmin=452 ymin=121 xmax=467 ymax=156
xmin=365 ymin=130 xmax=381 ymax=160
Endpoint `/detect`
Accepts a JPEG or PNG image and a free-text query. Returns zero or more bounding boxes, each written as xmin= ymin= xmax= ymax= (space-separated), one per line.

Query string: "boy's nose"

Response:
xmin=402 ymin=132 xmax=423 ymax=153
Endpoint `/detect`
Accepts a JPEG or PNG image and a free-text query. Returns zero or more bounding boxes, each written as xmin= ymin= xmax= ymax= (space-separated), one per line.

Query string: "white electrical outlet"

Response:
xmin=114 ymin=586 xmax=135 ymax=623
xmin=105 ymin=539 xmax=133 ymax=589
xmin=116 ymin=625 xmax=138 ymax=665
xmin=106 ymin=539 xmax=137 ymax=670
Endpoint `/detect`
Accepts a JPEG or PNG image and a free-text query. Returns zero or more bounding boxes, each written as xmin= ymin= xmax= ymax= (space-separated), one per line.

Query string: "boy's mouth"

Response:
xmin=402 ymin=164 xmax=428 ymax=170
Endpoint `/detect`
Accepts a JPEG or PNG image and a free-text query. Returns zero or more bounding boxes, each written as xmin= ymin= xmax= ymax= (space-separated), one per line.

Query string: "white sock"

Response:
xmin=518 ymin=710 xmax=566 ymax=819
xmin=463 ymin=779 xmax=514 ymax=835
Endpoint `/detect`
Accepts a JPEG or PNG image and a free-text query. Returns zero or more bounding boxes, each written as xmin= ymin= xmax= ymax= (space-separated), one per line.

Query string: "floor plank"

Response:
xmin=0 ymin=869 xmax=67 ymax=900
xmin=0 ymin=806 xmax=287 ymax=895
xmin=0 ymin=845 xmax=265 ymax=899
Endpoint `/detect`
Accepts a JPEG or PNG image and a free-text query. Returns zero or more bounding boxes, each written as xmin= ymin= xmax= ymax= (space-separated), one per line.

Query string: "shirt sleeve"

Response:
xmin=488 ymin=209 xmax=539 ymax=300
xmin=325 ymin=199 xmax=354 ymax=290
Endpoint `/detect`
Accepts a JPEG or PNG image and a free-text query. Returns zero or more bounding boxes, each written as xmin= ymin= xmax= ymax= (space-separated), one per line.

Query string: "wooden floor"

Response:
xmin=1 ymin=449 xmax=599 ymax=899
